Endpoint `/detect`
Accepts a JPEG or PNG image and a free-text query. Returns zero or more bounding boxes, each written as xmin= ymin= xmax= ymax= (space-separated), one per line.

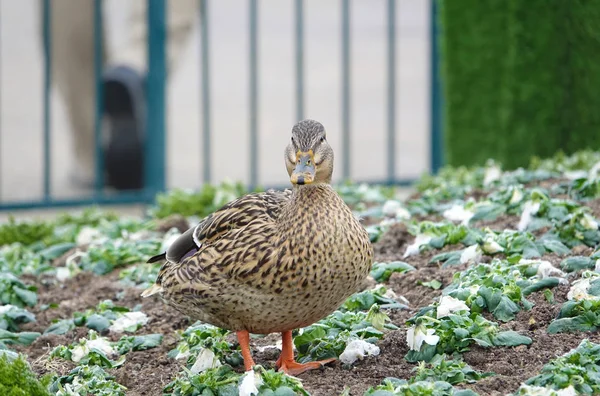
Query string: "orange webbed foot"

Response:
xmin=275 ymin=330 xmax=336 ymax=376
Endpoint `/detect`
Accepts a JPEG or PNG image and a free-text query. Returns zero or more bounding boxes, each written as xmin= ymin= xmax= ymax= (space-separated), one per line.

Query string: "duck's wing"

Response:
xmin=147 ymin=189 xmax=292 ymax=265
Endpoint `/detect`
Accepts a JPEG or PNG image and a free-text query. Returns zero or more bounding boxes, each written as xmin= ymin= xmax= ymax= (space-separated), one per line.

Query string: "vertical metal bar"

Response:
xmin=0 ymin=5 xmax=2 ymax=201
xmin=249 ymin=0 xmax=259 ymax=188
xmin=430 ymin=0 xmax=443 ymax=173
xmin=341 ymin=0 xmax=351 ymax=180
xmin=42 ymin=0 xmax=52 ymax=200
xmin=200 ymin=0 xmax=211 ymax=183
xmin=94 ymin=0 xmax=104 ymax=193
xmin=295 ymin=0 xmax=304 ymax=121
xmin=387 ymin=0 xmax=396 ymax=184
xmin=145 ymin=0 xmax=167 ymax=196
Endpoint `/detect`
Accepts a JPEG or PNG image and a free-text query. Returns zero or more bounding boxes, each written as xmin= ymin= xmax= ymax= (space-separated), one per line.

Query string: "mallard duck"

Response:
xmin=142 ymin=119 xmax=374 ymax=375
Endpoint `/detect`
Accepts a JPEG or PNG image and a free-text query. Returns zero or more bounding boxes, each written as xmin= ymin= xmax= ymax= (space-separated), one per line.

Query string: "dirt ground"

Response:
xmin=13 ymin=199 xmax=600 ymax=396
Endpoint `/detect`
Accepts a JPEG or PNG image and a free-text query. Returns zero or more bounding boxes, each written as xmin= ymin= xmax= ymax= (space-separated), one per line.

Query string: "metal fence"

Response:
xmin=0 ymin=0 xmax=443 ymax=211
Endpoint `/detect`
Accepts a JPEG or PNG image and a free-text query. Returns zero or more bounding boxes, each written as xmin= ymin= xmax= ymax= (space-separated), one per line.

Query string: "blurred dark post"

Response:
xmin=249 ymin=0 xmax=259 ymax=189
xmin=146 ymin=0 xmax=167 ymax=198
xmin=295 ymin=0 xmax=304 ymax=122
xmin=94 ymin=0 xmax=104 ymax=194
xmin=200 ymin=0 xmax=212 ymax=184
xmin=42 ymin=0 xmax=52 ymax=200
xmin=341 ymin=0 xmax=351 ymax=180
xmin=386 ymin=0 xmax=396 ymax=184
xmin=430 ymin=0 xmax=443 ymax=174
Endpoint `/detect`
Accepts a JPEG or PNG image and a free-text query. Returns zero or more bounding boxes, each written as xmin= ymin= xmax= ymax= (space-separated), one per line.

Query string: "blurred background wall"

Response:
xmin=0 ymin=0 xmax=431 ymax=205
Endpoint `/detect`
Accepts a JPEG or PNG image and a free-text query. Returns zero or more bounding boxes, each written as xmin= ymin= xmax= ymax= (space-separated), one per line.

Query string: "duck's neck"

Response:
xmin=291 ymin=183 xmax=334 ymax=199
xmin=285 ymin=183 xmax=336 ymax=213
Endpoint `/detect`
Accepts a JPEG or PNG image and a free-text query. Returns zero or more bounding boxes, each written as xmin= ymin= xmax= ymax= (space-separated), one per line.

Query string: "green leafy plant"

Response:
xmin=335 ymin=182 xmax=395 ymax=209
xmin=341 ymin=286 xmax=407 ymax=311
xmin=412 ymin=354 xmax=492 ymax=385
xmin=114 ymin=334 xmax=163 ymax=355
xmin=151 ymin=181 xmax=248 ymax=219
xmin=294 ymin=308 xmax=395 ymax=363
xmin=0 ymin=217 xmax=56 ymax=247
xmin=49 ymin=364 xmax=126 ymax=396
xmin=44 ymin=299 xmax=146 ymax=335
xmin=118 ymin=262 xmax=161 ymax=289
xmin=0 ymin=273 xmax=37 ymax=308
xmin=50 ymin=330 xmax=125 ymax=368
xmin=168 ymin=322 xmax=242 ymax=368
xmin=0 ymin=243 xmax=54 ymax=276
xmin=405 ymin=308 xmax=531 ymax=363
xmin=365 ymin=377 xmax=478 ymax=396
xmin=522 ymin=339 xmax=600 ymax=394
xmin=443 ymin=258 xmax=565 ymax=322
xmin=164 ymin=365 xmax=310 ymax=396
xmin=548 ymin=299 xmax=600 ymax=334
xmin=0 ymin=305 xmax=35 ymax=332
xmin=72 ymin=238 xmax=162 ymax=275
xmin=0 ymin=354 xmax=50 ymax=396
xmin=370 ymin=261 xmax=415 ymax=282
xmin=0 ymin=329 xmax=40 ymax=348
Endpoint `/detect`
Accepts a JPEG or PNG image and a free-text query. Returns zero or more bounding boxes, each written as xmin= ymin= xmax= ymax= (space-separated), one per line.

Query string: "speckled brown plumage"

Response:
xmin=143 ymin=119 xmax=374 ymax=338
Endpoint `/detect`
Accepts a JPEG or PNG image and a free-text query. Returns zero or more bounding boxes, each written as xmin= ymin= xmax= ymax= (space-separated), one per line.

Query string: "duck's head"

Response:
xmin=285 ymin=119 xmax=334 ymax=186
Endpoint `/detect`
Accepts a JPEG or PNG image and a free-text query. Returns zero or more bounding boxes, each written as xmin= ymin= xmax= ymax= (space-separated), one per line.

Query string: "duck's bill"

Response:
xmin=290 ymin=152 xmax=315 ymax=185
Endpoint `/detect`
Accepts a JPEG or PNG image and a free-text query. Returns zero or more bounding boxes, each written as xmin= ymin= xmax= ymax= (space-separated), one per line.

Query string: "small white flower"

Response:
xmin=70 ymin=345 xmax=89 ymax=363
xmin=0 ymin=304 xmax=15 ymax=315
xmin=443 ymin=204 xmax=474 ymax=225
xmin=403 ymin=234 xmax=432 ymax=258
xmin=395 ymin=207 xmax=411 ymax=220
xmin=190 ymin=348 xmax=222 ymax=374
xmin=437 ymin=295 xmax=470 ymax=319
xmin=595 ymin=259 xmax=600 ymax=273
xmin=71 ymin=336 xmax=115 ymax=362
xmin=109 ymin=312 xmax=149 ymax=333
xmin=483 ymin=164 xmax=502 ymax=186
xmin=518 ymin=201 xmax=541 ymax=231
xmin=481 ymin=237 xmax=504 ymax=254
xmin=589 ymin=161 xmax=600 ymax=180
xmin=515 ymin=384 xmax=560 ymax=396
xmin=379 ymin=218 xmax=398 ymax=228
xmin=509 ymin=188 xmax=524 ymax=205
xmin=382 ymin=200 xmax=402 ymax=217
xmin=580 ymin=213 xmax=599 ymax=230
xmin=55 ymin=267 xmax=71 ymax=282
xmin=406 ymin=325 xmax=440 ymax=351
xmin=556 ymin=385 xmax=577 ymax=396
xmin=536 ymin=261 xmax=566 ymax=281
xmin=239 ymin=370 xmax=262 ymax=396
xmin=339 ymin=339 xmax=380 ymax=365
xmin=568 ymin=278 xmax=594 ymax=301
xmin=87 ymin=337 xmax=115 ymax=355
xmin=460 ymin=244 xmax=482 ymax=264
xmin=383 ymin=288 xmax=398 ymax=300
xmin=76 ymin=226 xmax=105 ymax=245
xmin=256 ymin=339 xmax=284 ymax=353
xmin=564 ymin=170 xmax=588 ymax=180
xmin=468 ymin=285 xmax=480 ymax=296
xmin=174 ymin=349 xmax=191 ymax=360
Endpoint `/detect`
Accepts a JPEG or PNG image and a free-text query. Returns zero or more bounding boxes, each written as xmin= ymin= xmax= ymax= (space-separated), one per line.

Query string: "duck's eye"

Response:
xmin=320 ymin=137 xmax=325 ymax=143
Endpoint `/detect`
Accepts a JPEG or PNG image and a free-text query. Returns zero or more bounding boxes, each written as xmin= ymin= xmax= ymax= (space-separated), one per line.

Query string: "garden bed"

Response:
xmin=3 ymin=152 xmax=600 ymax=395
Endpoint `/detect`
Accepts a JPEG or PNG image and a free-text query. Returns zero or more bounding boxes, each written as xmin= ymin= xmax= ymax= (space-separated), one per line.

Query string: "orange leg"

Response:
xmin=236 ymin=330 xmax=256 ymax=371
xmin=276 ymin=330 xmax=335 ymax=376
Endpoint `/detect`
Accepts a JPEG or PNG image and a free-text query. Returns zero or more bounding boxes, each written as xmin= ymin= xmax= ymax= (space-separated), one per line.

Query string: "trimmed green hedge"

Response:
xmin=440 ymin=0 xmax=600 ymax=169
